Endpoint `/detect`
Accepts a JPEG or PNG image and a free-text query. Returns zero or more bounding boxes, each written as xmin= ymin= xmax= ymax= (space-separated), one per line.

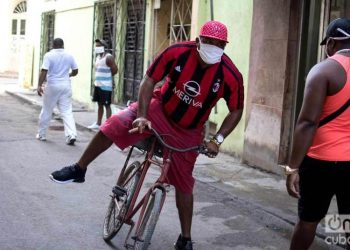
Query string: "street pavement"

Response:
xmin=0 ymin=77 xmax=343 ymax=249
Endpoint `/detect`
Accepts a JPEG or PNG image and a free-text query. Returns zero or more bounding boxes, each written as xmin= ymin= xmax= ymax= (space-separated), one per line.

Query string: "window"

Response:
xmin=94 ymin=1 xmax=117 ymax=54
xmin=12 ymin=19 xmax=17 ymax=35
xmin=13 ymin=1 xmax=27 ymax=14
xmin=20 ymin=20 xmax=26 ymax=35
xmin=12 ymin=1 xmax=27 ymax=36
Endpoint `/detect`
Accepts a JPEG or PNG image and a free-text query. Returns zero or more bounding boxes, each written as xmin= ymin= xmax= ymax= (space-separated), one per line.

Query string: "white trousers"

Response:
xmin=38 ymin=83 xmax=77 ymax=138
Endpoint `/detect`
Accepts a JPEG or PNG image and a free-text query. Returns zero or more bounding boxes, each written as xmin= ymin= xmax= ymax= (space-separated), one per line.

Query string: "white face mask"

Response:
xmin=197 ymin=39 xmax=224 ymax=64
xmin=95 ymin=46 xmax=105 ymax=54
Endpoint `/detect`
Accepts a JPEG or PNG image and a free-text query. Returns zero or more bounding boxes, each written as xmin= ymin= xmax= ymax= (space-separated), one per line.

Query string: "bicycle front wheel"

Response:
xmin=134 ymin=188 xmax=164 ymax=250
xmin=103 ymin=161 xmax=141 ymax=241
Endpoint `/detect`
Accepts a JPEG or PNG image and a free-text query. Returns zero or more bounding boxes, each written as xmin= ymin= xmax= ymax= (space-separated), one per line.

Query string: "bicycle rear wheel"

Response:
xmin=103 ymin=161 xmax=141 ymax=241
xmin=134 ymin=188 xmax=164 ymax=250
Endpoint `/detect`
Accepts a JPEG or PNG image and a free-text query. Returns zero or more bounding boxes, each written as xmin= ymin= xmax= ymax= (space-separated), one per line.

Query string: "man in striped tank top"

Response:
xmin=88 ymin=39 xmax=118 ymax=130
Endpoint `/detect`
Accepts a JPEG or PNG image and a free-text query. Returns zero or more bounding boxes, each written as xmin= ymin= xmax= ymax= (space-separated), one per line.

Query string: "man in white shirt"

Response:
xmin=36 ymin=38 xmax=78 ymax=145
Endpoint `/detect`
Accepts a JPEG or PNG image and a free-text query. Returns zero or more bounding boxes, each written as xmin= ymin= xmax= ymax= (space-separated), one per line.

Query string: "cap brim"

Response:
xmin=320 ymin=37 xmax=328 ymax=45
xmin=200 ymin=35 xmax=229 ymax=43
xmin=95 ymin=39 xmax=108 ymax=47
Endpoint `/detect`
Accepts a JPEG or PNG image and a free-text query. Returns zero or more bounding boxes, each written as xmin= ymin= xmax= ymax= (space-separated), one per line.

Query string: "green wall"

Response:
xmin=197 ymin=0 xmax=253 ymax=157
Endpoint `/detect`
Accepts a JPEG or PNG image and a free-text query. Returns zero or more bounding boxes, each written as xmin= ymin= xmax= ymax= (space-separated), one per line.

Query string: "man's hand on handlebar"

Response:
xmin=203 ymin=140 xmax=219 ymax=158
xmin=129 ymin=117 xmax=152 ymax=134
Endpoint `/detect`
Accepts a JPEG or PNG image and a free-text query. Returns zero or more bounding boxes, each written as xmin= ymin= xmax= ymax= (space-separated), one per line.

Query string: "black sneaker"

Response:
xmin=174 ymin=234 xmax=193 ymax=250
xmin=49 ymin=163 xmax=86 ymax=184
xmin=66 ymin=135 xmax=76 ymax=146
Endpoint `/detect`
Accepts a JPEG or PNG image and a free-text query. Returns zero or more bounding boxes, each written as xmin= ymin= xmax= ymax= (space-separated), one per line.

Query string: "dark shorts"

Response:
xmin=92 ymin=86 xmax=112 ymax=106
xmin=298 ymin=156 xmax=350 ymax=222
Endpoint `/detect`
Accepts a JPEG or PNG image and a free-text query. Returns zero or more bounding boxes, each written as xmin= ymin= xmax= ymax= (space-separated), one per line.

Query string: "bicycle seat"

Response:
xmin=133 ymin=137 xmax=163 ymax=158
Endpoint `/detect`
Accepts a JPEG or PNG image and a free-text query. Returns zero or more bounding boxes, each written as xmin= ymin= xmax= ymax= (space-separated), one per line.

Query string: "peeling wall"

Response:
xmin=243 ymin=0 xmax=296 ymax=173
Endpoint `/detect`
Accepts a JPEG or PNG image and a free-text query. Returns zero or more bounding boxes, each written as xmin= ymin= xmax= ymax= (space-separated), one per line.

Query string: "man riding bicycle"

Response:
xmin=50 ymin=20 xmax=244 ymax=250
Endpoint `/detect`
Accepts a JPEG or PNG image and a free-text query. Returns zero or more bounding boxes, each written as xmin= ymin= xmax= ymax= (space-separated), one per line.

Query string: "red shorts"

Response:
xmin=100 ymin=92 xmax=204 ymax=194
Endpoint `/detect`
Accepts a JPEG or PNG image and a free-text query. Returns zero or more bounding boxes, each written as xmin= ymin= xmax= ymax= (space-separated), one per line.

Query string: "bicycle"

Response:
xmin=102 ymin=127 xmax=207 ymax=249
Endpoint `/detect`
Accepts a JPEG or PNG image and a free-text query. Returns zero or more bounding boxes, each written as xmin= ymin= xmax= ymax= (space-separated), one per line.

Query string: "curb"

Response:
xmin=5 ymin=90 xmax=98 ymax=134
xmin=6 ymin=90 xmax=42 ymax=110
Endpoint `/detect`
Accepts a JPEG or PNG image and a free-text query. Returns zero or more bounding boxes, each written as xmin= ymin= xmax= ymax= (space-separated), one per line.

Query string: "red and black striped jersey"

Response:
xmin=146 ymin=41 xmax=244 ymax=129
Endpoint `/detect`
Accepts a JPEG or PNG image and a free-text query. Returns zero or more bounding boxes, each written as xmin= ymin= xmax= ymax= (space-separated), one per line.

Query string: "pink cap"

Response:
xmin=199 ymin=21 xmax=228 ymax=43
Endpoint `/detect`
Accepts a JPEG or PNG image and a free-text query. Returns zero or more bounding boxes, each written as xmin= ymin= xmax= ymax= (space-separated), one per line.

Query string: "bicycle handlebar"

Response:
xmin=149 ymin=128 xmax=207 ymax=154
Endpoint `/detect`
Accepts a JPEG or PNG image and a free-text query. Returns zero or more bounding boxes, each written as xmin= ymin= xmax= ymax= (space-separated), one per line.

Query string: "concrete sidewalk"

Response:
xmin=4 ymin=80 xmax=341 ymax=249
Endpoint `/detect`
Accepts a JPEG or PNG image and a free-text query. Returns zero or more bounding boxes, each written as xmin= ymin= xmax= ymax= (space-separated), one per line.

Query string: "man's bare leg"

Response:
xmin=176 ymin=189 xmax=193 ymax=239
xmin=290 ymin=220 xmax=318 ymax=250
xmin=97 ymin=103 xmax=104 ymax=125
xmin=106 ymin=104 xmax=112 ymax=119
xmin=77 ymin=131 xmax=113 ymax=170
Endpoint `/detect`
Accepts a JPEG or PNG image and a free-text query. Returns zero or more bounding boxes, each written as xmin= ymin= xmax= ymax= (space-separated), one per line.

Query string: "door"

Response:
xmin=10 ymin=1 xmax=27 ymax=73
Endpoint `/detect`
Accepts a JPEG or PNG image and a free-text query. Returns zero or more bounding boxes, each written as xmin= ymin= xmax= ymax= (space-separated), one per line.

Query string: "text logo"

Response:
xmin=184 ymin=81 xmax=200 ymax=97
xmin=173 ymin=82 xmax=202 ymax=108
xmin=325 ymin=214 xmax=350 ymax=233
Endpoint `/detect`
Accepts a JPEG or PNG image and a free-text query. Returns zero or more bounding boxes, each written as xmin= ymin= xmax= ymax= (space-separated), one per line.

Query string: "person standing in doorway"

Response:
xmin=36 ymin=38 xmax=78 ymax=145
xmin=88 ymin=39 xmax=118 ymax=130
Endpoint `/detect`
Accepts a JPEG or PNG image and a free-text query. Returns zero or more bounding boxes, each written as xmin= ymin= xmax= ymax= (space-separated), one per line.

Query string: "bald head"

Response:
xmin=53 ymin=38 xmax=64 ymax=49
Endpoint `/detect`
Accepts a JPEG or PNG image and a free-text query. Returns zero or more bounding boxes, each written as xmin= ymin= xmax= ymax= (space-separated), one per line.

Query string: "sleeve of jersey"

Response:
xmin=146 ymin=47 xmax=176 ymax=83
xmin=224 ymin=71 xmax=244 ymax=111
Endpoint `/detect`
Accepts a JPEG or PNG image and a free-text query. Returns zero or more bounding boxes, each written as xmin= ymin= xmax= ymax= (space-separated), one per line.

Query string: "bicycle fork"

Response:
xmin=128 ymin=185 xmax=167 ymax=248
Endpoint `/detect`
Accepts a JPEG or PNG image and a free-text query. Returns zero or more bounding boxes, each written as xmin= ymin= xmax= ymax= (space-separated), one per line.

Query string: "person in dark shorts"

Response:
xmin=50 ymin=21 xmax=244 ymax=250
xmin=88 ymin=39 xmax=118 ymax=129
xmin=284 ymin=18 xmax=350 ymax=249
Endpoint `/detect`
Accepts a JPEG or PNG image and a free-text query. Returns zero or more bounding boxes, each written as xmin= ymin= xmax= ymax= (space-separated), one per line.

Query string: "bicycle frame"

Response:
xmin=108 ymin=128 xmax=205 ymax=247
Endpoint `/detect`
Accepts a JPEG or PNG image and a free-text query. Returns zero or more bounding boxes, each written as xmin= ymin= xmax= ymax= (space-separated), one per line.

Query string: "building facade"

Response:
xmin=2 ymin=0 xmax=349 ymax=173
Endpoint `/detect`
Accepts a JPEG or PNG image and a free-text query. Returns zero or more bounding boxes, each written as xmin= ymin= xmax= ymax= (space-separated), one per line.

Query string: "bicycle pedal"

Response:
xmin=112 ymin=185 xmax=127 ymax=197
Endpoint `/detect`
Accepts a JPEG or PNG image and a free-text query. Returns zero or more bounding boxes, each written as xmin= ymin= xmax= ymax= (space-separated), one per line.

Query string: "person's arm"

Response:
xmin=37 ymin=69 xmax=48 ymax=96
xmin=286 ymin=62 xmax=329 ymax=198
xmin=129 ymin=75 xmax=156 ymax=134
xmin=289 ymin=66 xmax=328 ymax=168
xmin=205 ymin=109 xmax=243 ymax=157
xmin=69 ymin=55 xmax=78 ymax=77
xmin=216 ymin=109 xmax=243 ymax=137
xmin=129 ymin=45 xmax=177 ymax=134
xmin=106 ymin=55 xmax=118 ymax=75
xmin=69 ymin=69 xmax=78 ymax=77
xmin=205 ymin=66 xmax=245 ymax=157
